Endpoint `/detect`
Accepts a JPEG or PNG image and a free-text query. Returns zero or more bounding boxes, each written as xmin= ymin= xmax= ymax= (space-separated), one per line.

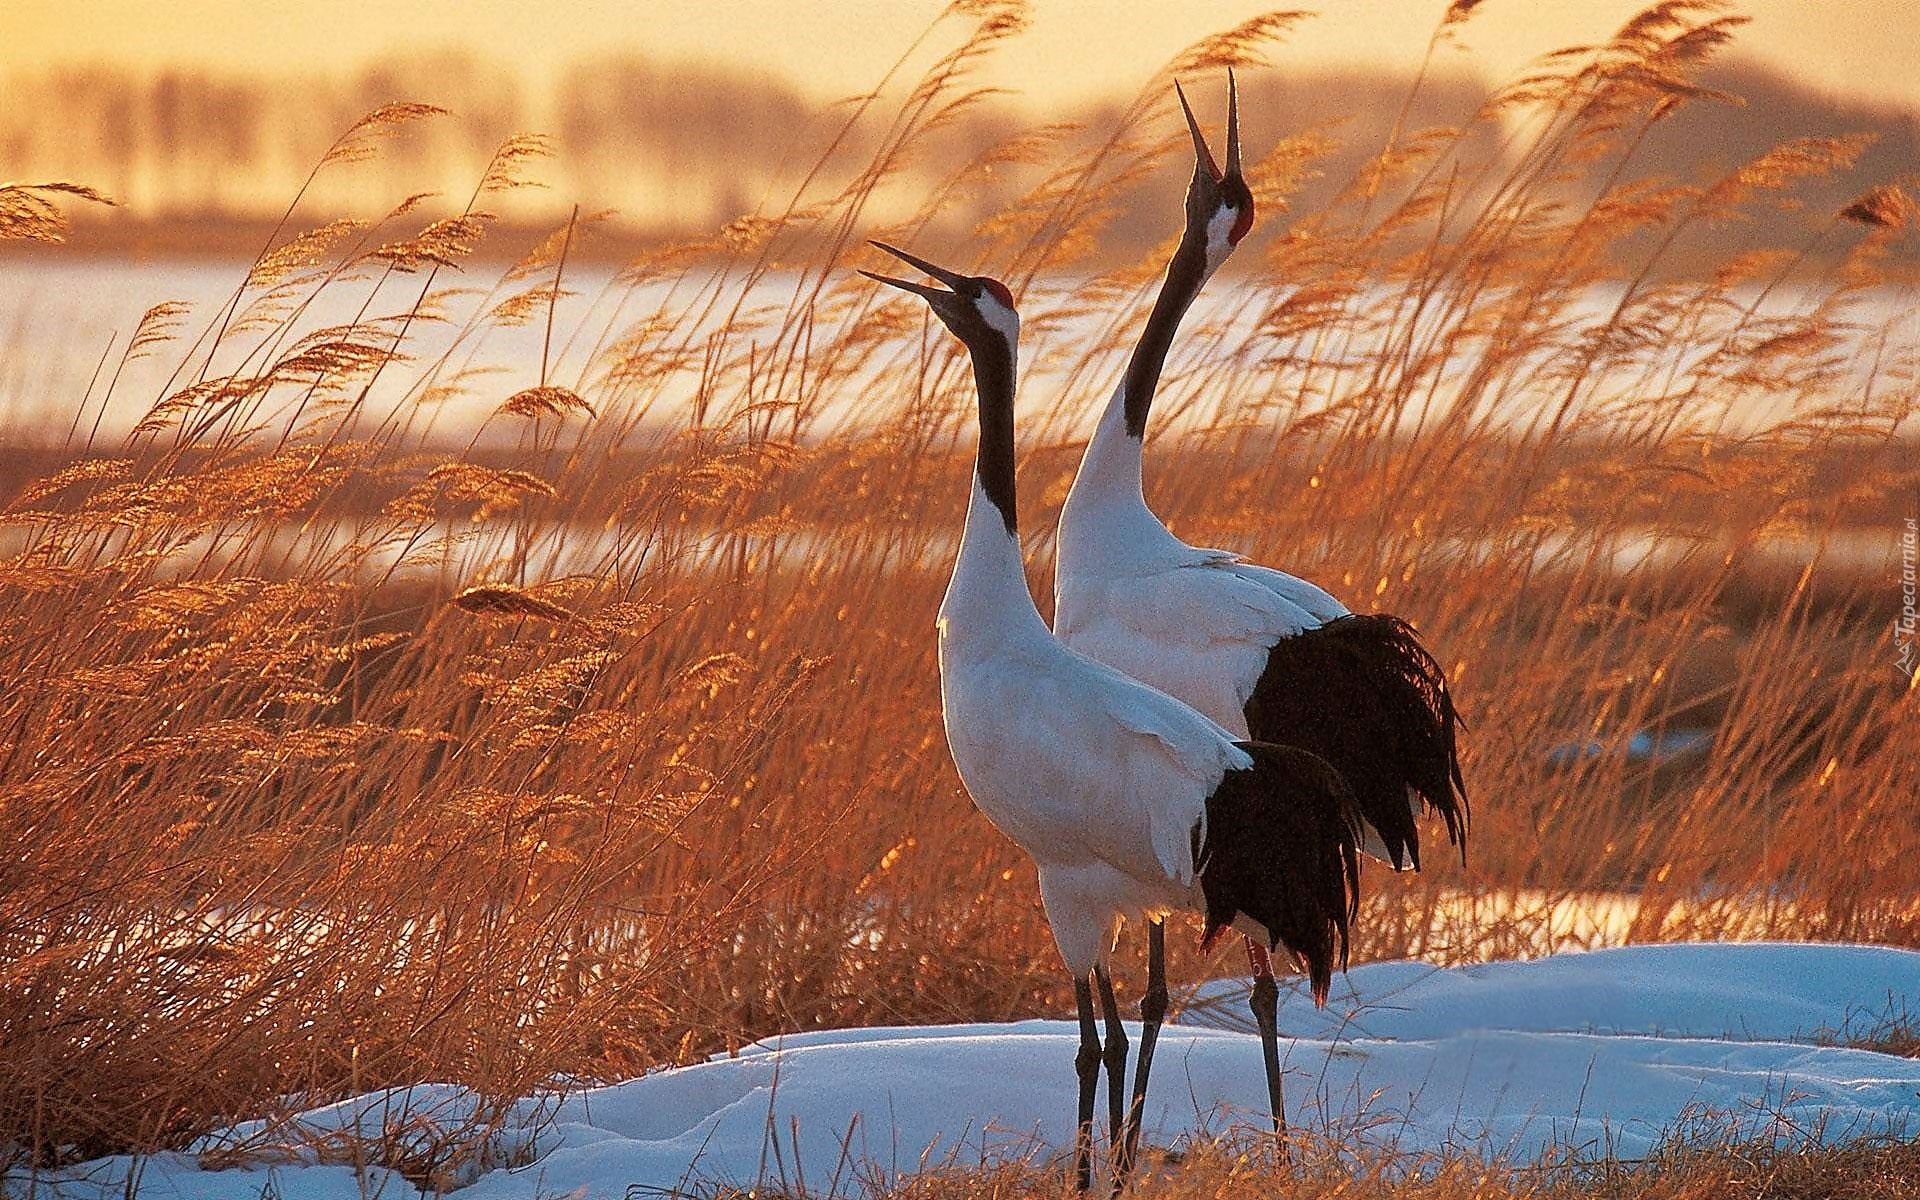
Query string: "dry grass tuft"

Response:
xmin=1841 ymin=184 xmax=1916 ymax=230
xmin=500 ymin=384 xmax=596 ymax=420
xmin=451 ymin=582 xmax=578 ymax=623
xmin=0 ymin=180 xmax=115 ymax=242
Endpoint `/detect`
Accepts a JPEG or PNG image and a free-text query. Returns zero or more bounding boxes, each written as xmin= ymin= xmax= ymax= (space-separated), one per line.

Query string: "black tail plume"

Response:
xmin=1245 ymin=613 xmax=1468 ymax=870
xmin=1196 ymin=742 xmax=1363 ymax=1006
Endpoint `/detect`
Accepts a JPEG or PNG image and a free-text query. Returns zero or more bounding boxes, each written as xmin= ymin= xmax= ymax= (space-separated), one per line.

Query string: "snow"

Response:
xmin=1175 ymin=942 xmax=1920 ymax=1043
xmin=13 ymin=943 xmax=1920 ymax=1199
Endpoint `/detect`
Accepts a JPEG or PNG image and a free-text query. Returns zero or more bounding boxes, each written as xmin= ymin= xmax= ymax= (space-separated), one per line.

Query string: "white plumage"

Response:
xmin=938 ymin=473 xmax=1251 ymax=973
xmin=1057 ymin=407 xmax=1350 ymax=742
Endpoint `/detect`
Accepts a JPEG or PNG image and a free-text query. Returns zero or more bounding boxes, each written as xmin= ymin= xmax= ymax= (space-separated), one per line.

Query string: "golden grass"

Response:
xmin=741 ymin=1133 xmax=1920 ymax=1200
xmin=2 ymin=0 xmax=1916 ymax=1171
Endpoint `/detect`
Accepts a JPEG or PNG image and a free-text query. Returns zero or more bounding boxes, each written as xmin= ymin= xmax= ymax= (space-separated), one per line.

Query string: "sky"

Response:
xmin=7 ymin=0 xmax=1920 ymax=115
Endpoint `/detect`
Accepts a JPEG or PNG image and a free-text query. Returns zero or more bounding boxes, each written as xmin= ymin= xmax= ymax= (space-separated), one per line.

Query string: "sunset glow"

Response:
xmin=8 ymin=0 xmax=1920 ymax=111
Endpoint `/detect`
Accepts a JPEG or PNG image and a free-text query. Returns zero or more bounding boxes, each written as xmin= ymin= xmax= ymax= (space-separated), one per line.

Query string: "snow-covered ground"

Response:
xmin=15 ymin=943 xmax=1920 ymax=1199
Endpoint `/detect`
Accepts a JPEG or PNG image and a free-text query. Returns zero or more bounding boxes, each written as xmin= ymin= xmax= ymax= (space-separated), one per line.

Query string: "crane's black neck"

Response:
xmin=1120 ymin=240 xmax=1209 ymax=439
xmin=969 ymin=333 xmax=1019 ymax=536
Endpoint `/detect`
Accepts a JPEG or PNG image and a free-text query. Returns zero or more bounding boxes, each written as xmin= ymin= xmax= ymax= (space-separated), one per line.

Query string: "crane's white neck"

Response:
xmin=940 ymin=475 xmax=1050 ymax=656
xmin=939 ymin=344 xmax=1051 ymax=658
xmin=1056 ymin=387 xmax=1187 ymax=583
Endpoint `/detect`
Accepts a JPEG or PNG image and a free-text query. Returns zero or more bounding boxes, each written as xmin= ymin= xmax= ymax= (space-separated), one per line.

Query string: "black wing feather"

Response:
xmin=1196 ymin=741 xmax=1362 ymax=1006
xmin=1244 ymin=613 xmax=1467 ymax=870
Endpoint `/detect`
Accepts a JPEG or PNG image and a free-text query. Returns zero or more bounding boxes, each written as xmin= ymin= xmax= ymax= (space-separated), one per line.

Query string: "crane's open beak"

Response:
xmin=861 ymin=240 xmax=968 ymax=302
xmin=1175 ymin=71 xmax=1244 ymax=188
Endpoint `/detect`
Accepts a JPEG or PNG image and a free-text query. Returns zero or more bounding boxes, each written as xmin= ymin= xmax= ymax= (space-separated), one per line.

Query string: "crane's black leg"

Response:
xmin=1117 ymin=919 xmax=1167 ymax=1190
xmin=1246 ymin=937 xmax=1289 ymax=1166
xmin=1074 ymin=975 xmax=1101 ymax=1192
xmin=1094 ymin=965 xmax=1129 ymax=1170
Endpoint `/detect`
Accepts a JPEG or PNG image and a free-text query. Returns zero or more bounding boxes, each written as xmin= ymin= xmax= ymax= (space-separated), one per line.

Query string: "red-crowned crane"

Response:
xmin=862 ymin=241 xmax=1363 ymax=1191
xmin=1052 ymin=75 xmax=1469 ymax=1153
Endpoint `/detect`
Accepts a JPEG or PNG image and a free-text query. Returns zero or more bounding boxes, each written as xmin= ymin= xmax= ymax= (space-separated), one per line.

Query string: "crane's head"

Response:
xmin=862 ymin=241 xmax=1019 ymax=355
xmin=1176 ymin=71 xmax=1254 ymax=274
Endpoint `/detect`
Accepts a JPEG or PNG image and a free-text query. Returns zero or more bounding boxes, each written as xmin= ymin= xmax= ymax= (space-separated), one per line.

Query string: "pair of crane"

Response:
xmin=862 ymin=75 xmax=1467 ymax=1192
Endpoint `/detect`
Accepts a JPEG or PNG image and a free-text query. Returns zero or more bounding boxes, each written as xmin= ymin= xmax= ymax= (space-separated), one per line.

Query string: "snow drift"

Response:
xmin=16 ymin=943 xmax=1920 ymax=1199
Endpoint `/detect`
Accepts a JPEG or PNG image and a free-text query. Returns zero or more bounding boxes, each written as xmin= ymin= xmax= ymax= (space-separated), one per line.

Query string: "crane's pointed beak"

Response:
xmin=1175 ymin=80 xmax=1223 ymax=184
xmin=859 ymin=270 xmax=947 ymax=302
xmin=1225 ymin=69 xmax=1243 ymax=180
xmin=869 ymin=240 xmax=969 ymax=291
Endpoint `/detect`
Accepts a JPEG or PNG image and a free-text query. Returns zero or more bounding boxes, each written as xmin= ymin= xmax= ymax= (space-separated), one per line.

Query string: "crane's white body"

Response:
xmin=1054 ymin=395 xmax=1348 ymax=740
xmin=939 ymin=468 xmax=1256 ymax=976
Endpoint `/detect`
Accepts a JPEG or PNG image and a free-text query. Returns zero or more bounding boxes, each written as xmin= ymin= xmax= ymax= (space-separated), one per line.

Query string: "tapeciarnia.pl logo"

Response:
xmin=1899 ymin=515 xmax=1918 ymax=679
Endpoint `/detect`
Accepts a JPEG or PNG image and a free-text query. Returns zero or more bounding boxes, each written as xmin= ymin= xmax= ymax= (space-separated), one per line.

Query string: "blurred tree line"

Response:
xmin=0 ymin=50 xmax=1911 ymax=266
